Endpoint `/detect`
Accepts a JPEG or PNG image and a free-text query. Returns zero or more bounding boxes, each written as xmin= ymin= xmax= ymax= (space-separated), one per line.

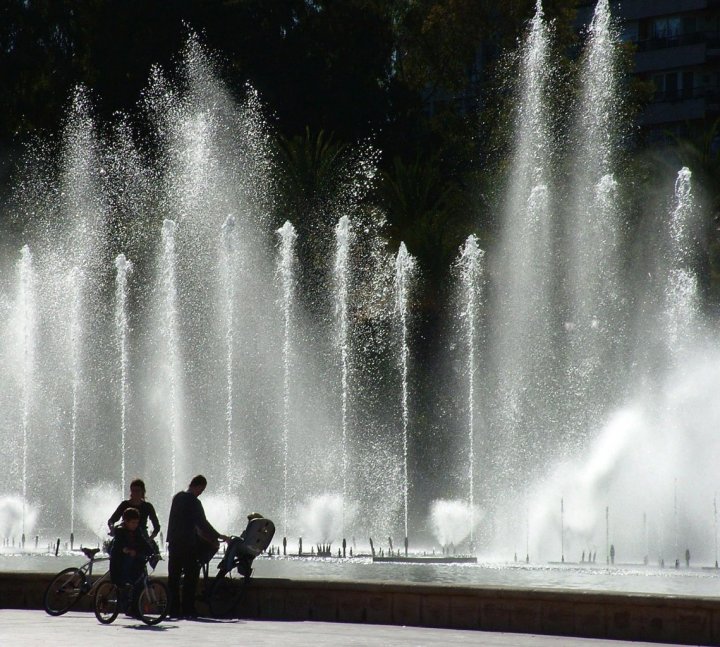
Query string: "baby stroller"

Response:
xmin=201 ymin=514 xmax=275 ymax=617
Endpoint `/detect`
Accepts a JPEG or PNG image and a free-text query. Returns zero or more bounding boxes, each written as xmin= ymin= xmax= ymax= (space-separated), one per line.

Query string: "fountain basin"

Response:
xmin=3 ymin=567 xmax=720 ymax=645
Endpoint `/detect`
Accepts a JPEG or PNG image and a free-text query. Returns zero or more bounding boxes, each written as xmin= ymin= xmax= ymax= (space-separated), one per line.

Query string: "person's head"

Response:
xmin=188 ymin=474 xmax=207 ymax=497
xmin=129 ymin=478 xmax=146 ymax=500
xmin=122 ymin=507 xmax=140 ymax=531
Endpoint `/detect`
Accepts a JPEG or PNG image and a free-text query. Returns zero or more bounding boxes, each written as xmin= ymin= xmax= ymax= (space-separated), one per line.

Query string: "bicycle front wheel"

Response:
xmin=137 ymin=580 xmax=168 ymax=625
xmin=94 ymin=581 xmax=120 ymax=624
xmin=43 ymin=567 xmax=86 ymax=616
xmin=208 ymin=569 xmax=247 ymax=618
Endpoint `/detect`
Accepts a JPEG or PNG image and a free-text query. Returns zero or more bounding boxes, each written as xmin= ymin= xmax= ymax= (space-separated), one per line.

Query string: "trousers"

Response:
xmin=167 ymin=543 xmax=200 ymax=616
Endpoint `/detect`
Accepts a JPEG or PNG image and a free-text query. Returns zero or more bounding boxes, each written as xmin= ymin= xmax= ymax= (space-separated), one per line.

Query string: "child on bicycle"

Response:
xmin=110 ymin=507 xmax=154 ymax=607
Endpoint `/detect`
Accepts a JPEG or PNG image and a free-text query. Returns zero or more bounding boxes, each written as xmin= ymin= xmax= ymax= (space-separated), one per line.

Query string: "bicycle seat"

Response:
xmin=82 ymin=547 xmax=101 ymax=559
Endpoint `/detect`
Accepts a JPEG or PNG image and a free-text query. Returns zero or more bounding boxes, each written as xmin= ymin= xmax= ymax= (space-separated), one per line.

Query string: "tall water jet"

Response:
xmin=565 ymin=0 xmax=622 ymax=445
xmin=664 ymin=168 xmax=697 ymax=359
xmin=221 ymin=215 xmax=238 ymax=524
xmin=394 ymin=242 xmax=416 ymax=546
xmin=276 ymin=220 xmax=297 ymax=538
xmin=455 ymin=235 xmax=485 ymax=547
xmin=490 ymin=0 xmax=554 ymax=490
xmin=160 ymin=219 xmax=182 ymax=495
xmin=17 ymin=245 xmax=36 ymax=540
xmin=573 ymin=0 xmax=618 ymax=176
xmin=68 ymin=267 xmax=82 ymax=541
xmin=334 ymin=215 xmax=352 ymax=534
xmin=114 ymin=254 xmax=132 ymax=495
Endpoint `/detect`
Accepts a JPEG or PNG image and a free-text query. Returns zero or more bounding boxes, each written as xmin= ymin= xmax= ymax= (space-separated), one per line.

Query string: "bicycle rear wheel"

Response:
xmin=94 ymin=581 xmax=120 ymax=624
xmin=43 ymin=567 xmax=86 ymax=616
xmin=208 ymin=569 xmax=247 ymax=618
xmin=137 ymin=580 xmax=168 ymax=625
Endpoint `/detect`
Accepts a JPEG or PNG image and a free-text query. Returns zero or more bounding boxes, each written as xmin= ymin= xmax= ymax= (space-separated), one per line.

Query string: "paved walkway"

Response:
xmin=0 ymin=610 xmax=681 ymax=646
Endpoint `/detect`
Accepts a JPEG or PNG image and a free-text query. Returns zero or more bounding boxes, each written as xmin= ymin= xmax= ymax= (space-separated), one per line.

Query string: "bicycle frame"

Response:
xmin=77 ymin=549 xmax=111 ymax=594
xmin=44 ymin=547 xmax=112 ymax=616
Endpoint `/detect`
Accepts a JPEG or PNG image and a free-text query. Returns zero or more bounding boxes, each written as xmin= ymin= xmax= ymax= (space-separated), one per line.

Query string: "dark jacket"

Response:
xmin=166 ymin=490 xmax=220 ymax=549
xmin=109 ymin=525 xmax=153 ymax=585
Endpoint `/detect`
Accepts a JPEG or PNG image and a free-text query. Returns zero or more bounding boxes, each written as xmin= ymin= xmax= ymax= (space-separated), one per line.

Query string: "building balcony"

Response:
xmin=635 ymin=42 xmax=709 ymax=73
xmin=643 ymin=87 xmax=720 ymax=125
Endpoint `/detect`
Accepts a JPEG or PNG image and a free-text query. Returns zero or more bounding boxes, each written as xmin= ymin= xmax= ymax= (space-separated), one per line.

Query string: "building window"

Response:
xmin=652 ymin=16 xmax=682 ymax=39
xmin=652 ymin=71 xmax=694 ymax=100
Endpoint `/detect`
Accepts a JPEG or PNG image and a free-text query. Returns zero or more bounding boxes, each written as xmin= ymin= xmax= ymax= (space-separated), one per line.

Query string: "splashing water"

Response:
xmin=430 ymin=499 xmax=483 ymax=550
xmin=0 ymin=496 xmax=37 ymax=545
xmin=297 ymin=493 xmax=357 ymax=545
xmin=201 ymin=493 xmax=243 ymax=534
xmin=79 ymin=482 xmax=118 ymax=540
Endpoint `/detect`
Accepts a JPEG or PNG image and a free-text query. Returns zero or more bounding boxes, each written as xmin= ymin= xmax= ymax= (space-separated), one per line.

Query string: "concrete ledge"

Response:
xmin=3 ymin=571 xmax=720 ymax=645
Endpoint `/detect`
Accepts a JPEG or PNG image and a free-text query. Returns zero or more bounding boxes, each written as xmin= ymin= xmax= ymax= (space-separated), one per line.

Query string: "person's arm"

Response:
xmin=139 ymin=533 xmax=155 ymax=557
xmin=193 ymin=499 xmax=227 ymax=542
xmin=146 ymin=502 xmax=160 ymax=539
xmin=111 ymin=529 xmax=127 ymax=557
xmin=107 ymin=501 xmax=126 ymax=530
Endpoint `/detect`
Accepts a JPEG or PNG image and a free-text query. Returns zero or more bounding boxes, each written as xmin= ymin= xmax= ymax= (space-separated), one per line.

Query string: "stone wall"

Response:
xmin=3 ymin=572 xmax=720 ymax=645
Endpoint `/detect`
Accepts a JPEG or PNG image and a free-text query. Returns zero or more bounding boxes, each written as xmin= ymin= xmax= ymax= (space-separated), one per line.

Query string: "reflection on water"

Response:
xmin=2 ymin=554 xmax=720 ymax=598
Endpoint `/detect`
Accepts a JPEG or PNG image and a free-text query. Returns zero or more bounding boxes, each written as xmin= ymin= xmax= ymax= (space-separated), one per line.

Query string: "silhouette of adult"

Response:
xmin=167 ymin=474 xmax=227 ymax=618
xmin=108 ymin=478 xmax=160 ymax=540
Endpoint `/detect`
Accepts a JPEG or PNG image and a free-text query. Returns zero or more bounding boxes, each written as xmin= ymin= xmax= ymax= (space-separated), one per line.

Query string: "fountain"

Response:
xmin=0 ymin=3 xmax=717 ymax=595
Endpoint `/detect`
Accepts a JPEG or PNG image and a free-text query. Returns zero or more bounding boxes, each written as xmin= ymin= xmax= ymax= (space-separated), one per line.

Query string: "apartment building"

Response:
xmin=579 ymin=0 xmax=720 ymax=138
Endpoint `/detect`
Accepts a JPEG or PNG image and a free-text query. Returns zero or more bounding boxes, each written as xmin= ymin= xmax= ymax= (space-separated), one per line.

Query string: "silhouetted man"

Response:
xmin=167 ymin=474 xmax=227 ymax=618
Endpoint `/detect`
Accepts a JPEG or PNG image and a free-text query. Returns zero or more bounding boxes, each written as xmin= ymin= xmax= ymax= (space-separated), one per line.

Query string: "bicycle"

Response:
xmin=94 ymin=553 xmax=168 ymax=625
xmin=43 ymin=546 xmax=110 ymax=616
